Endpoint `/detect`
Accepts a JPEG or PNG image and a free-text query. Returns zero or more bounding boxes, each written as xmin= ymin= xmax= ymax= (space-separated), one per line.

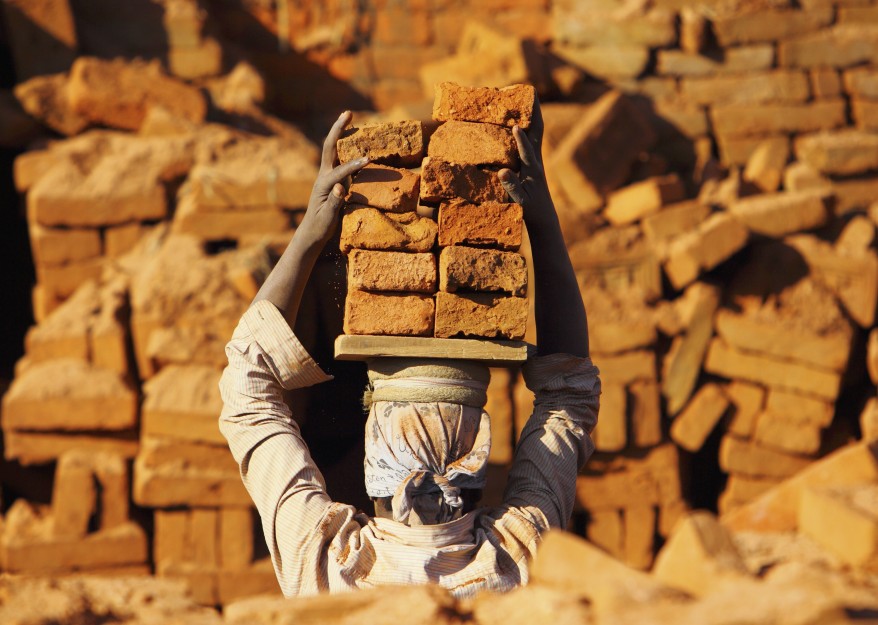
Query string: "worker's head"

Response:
xmin=362 ymin=359 xmax=491 ymax=526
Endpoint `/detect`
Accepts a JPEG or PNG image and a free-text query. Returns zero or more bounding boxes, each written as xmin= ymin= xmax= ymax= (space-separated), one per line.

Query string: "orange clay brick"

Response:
xmin=438 ymin=201 xmax=522 ymax=250
xmin=344 ymin=290 xmax=435 ymax=337
xmin=347 ymin=249 xmax=437 ymax=293
xmin=432 ymin=82 xmax=535 ymax=128
xmin=434 ymin=292 xmax=527 ymax=340
xmin=438 ymin=246 xmax=527 ymax=296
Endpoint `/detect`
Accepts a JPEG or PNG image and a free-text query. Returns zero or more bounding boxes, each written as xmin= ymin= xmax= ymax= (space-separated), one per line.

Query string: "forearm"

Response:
xmin=526 ymin=212 xmax=589 ymax=358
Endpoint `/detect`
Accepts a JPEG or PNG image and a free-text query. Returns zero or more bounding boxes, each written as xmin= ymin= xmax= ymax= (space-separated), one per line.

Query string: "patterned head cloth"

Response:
xmin=363 ymin=360 xmax=491 ymax=525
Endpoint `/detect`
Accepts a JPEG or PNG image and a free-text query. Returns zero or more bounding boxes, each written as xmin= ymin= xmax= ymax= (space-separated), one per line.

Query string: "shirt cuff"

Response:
xmin=242 ymin=300 xmax=333 ymax=390
xmin=522 ymin=352 xmax=600 ymax=396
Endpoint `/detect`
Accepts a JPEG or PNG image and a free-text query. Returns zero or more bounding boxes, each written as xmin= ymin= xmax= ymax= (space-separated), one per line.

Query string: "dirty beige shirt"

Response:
xmin=219 ymin=300 xmax=601 ymax=600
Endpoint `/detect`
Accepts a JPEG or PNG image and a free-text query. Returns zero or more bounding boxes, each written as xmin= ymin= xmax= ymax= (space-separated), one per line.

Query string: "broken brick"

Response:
xmin=344 ymin=290 xmax=434 ymax=337
xmin=432 ymin=82 xmax=535 ymax=128
xmin=419 ymin=157 xmax=508 ymax=205
xmin=347 ymin=249 xmax=437 ymax=293
xmin=347 ymin=164 xmax=420 ymax=213
xmin=339 ymin=206 xmax=438 ymax=253
xmin=438 ymin=246 xmax=527 ymax=296
xmin=434 ymin=292 xmax=527 ymax=340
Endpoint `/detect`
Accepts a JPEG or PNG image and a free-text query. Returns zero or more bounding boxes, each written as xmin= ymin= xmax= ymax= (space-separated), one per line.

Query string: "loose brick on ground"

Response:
xmin=4 ymin=430 xmax=139 ymax=466
xmin=14 ymin=73 xmax=89 ymax=136
xmin=754 ymin=413 xmax=822 ymax=455
xmin=438 ymin=201 xmax=522 ymax=250
xmin=439 ymin=246 xmax=527 ymax=296
xmin=52 ymin=451 xmax=97 ymax=538
xmin=594 ymin=384 xmax=626 ymax=452
xmin=142 ymin=366 xmax=225 ymax=446
xmin=670 ymin=383 xmax=730 ymax=452
xmin=728 ymin=189 xmax=830 ymax=237
xmin=779 ymin=24 xmax=878 ymax=68
xmin=432 ymin=82 xmax=535 ymax=128
xmin=843 ymin=67 xmax=878 ymax=99
xmin=630 ymin=379 xmax=662 ymax=448
xmin=427 ymin=121 xmax=518 ymax=167
xmin=794 ymin=130 xmax=878 ymax=176
xmin=853 ymin=99 xmax=878 ymax=131
xmin=67 ymin=57 xmax=206 ymax=131
xmin=681 ymin=70 xmax=810 ymax=105
xmin=705 ymin=338 xmax=841 ymax=400
xmin=337 ymin=120 xmax=425 ymax=167
xmin=642 ymin=201 xmax=711 ymax=244
xmin=347 ymin=249 xmax=437 ymax=293
xmin=347 ymin=164 xmax=420 ymax=213
xmin=553 ymin=7 xmax=676 ymax=47
xmin=2 ymin=359 xmax=138 ymax=432
xmin=743 ymin=137 xmax=790 ymax=193
xmin=420 ymin=157 xmax=508 ymax=204
xmin=725 ymin=381 xmax=766 ymax=438
xmin=604 ymin=175 xmax=686 ymax=226
xmin=766 ymin=390 xmax=834 ymax=428
xmin=549 ymin=91 xmax=656 ymax=213
xmin=29 ymin=223 xmax=101 ymax=267
xmin=712 ymin=8 xmax=833 ymax=46
xmin=663 ymin=213 xmax=748 ymax=290
xmin=719 ymin=435 xmax=813 ymax=479
xmin=434 ymin=292 xmax=527 ymax=340
xmin=657 ymin=46 xmax=774 ymax=77
xmin=344 ymin=290 xmax=434 ymax=337
xmin=340 ymin=205 xmax=437 ymax=253
xmin=711 ymin=99 xmax=846 ymax=138
xmin=799 ymin=485 xmax=878 ymax=567
xmin=811 ymin=68 xmax=842 ymax=99
xmin=554 ymin=45 xmax=650 ymax=80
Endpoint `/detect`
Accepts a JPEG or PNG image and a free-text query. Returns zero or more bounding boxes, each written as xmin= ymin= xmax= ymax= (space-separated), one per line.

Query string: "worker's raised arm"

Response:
xmin=498 ymin=103 xmax=589 ymax=358
xmin=496 ymin=100 xmax=600 ymax=530
xmin=218 ymin=113 xmax=369 ymax=596
xmin=254 ymin=111 xmax=369 ymax=327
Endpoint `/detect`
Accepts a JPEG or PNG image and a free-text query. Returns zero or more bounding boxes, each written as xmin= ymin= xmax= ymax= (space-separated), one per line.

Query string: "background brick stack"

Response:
xmin=0 ymin=0 xmax=877 ymax=611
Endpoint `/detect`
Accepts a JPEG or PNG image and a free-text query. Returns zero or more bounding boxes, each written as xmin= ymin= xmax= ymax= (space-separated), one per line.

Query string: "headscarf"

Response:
xmin=363 ymin=359 xmax=491 ymax=525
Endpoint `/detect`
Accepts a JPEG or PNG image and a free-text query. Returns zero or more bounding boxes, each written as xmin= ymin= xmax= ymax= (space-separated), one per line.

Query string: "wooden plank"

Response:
xmin=334 ymin=334 xmax=534 ymax=364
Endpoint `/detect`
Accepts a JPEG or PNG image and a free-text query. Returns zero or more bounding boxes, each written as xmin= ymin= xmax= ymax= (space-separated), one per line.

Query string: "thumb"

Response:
xmin=498 ymin=169 xmax=526 ymax=206
xmin=325 ymin=183 xmax=346 ymax=214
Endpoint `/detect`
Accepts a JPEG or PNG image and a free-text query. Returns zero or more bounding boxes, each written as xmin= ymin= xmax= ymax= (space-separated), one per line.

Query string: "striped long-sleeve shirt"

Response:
xmin=218 ymin=299 xmax=601 ymax=599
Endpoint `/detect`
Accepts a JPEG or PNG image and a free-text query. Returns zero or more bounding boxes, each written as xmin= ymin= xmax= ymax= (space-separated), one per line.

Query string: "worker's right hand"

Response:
xmin=298 ymin=111 xmax=369 ymax=249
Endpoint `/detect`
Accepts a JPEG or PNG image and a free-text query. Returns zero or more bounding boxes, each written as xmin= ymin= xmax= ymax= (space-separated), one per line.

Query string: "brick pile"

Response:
xmin=339 ymin=83 xmax=531 ymax=341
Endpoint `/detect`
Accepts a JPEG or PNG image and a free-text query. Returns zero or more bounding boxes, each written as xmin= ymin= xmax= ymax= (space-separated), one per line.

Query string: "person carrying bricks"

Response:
xmin=219 ymin=101 xmax=600 ymax=598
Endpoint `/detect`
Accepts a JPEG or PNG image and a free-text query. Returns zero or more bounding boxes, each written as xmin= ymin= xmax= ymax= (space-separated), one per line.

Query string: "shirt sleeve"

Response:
xmin=501 ymin=352 xmax=601 ymax=530
xmin=218 ymin=300 xmax=365 ymax=596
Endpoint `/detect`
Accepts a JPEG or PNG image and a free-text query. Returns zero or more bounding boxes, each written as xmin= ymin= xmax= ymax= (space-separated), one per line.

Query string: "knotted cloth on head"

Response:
xmin=363 ymin=358 xmax=491 ymax=525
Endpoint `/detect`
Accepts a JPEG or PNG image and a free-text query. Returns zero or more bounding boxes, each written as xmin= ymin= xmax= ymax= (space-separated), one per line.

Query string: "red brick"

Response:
xmin=29 ymin=223 xmax=101 ymax=267
xmin=553 ymin=7 xmax=676 ymax=47
xmin=420 ymin=157 xmax=508 ymax=204
xmin=438 ymin=201 xmax=523 ymax=250
xmin=670 ymin=383 xmax=730 ymax=452
xmin=439 ymin=246 xmax=527 ymax=296
xmin=779 ymin=24 xmax=878 ymax=68
xmin=680 ymin=70 xmax=810 ymax=105
xmin=67 ymin=57 xmax=206 ymax=131
xmin=344 ymin=290 xmax=434 ymax=337
xmin=794 ymin=130 xmax=878 ymax=176
xmin=337 ymin=121 xmax=425 ymax=167
xmin=434 ymin=292 xmax=527 ymax=340
xmin=604 ymin=175 xmax=686 ymax=226
xmin=549 ymin=91 xmax=656 ymax=212
xmin=712 ymin=8 xmax=833 ymax=46
xmin=711 ymin=99 xmax=846 ymax=138
xmin=347 ymin=164 xmax=420 ymax=213
xmin=728 ymin=189 xmax=830 ymax=237
xmin=657 ymin=46 xmax=774 ymax=77
xmin=347 ymin=249 xmax=436 ymax=293
xmin=432 ymin=83 xmax=535 ymax=128
xmin=339 ymin=206 xmax=437 ymax=253
xmin=427 ymin=121 xmax=518 ymax=168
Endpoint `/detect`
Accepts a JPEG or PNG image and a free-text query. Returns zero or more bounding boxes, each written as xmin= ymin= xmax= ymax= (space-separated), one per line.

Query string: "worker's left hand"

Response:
xmin=298 ymin=111 xmax=369 ymax=248
xmin=497 ymin=101 xmax=556 ymax=230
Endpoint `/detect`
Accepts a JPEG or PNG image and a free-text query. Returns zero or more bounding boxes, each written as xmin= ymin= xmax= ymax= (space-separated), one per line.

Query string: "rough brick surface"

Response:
xmin=794 ymin=130 xmax=878 ymax=176
xmin=432 ymin=82 xmax=535 ymax=128
xmin=347 ymin=249 xmax=437 ymax=293
xmin=2 ymin=359 xmax=137 ymax=432
xmin=550 ymin=91 xmax=656 ymax=212
xmin=439 ymin=246 xmax=527 ymax=296
xmin=711 ymin=99 xmax=846 ymax=138
xmin=427 ymin=121 xmax=518 ymax=167
xmin=340 ymin=205 xmax=438 ymax=253
xmin=347 ymin=164 xmax=420 ymax=213
xmin=438 ymin=201 xmax=523 ymax=250
xmin=420 ymin=157 xmax=508 ymax=204
xmin=728 ymin=190 xmax=830 ymax=237
xmin=434 ymin=292 xmax=527 ymax=339
xmin=343 ymin=290 xmax=434 ymax=337
xmin=67 ymin=57 xmax=206 ymax=131
xmin=337 ymin=121 xmax=424 ymax=167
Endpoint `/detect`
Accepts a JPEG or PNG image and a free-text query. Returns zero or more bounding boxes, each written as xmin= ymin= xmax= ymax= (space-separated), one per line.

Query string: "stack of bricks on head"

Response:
xmin=337 ymin=82 xmax=533 ymax=342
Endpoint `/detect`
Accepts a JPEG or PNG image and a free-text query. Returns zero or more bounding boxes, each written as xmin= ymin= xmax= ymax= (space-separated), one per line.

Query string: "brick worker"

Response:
xmin=219 ymin=101 xmax=600 ymax=598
